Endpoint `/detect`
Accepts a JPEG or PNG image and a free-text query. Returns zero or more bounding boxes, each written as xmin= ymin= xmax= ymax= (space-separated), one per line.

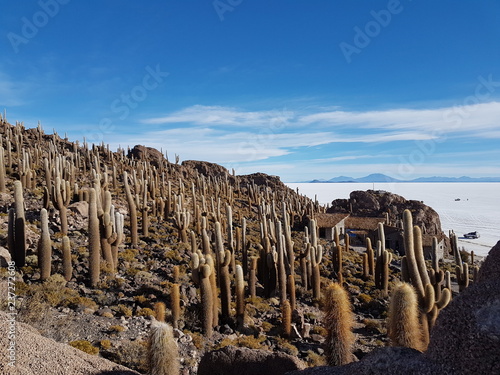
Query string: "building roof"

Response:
xmin=313 ymin=213 xmax=349 ymax=228
xmin=422 ymin=232 xmax=447 ymax=247
xmin=345 ymin=216 xmax=386 ymax=231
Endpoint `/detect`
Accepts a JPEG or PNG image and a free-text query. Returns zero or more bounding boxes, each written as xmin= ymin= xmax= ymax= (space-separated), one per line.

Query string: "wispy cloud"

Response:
xmin=298 ymin=102 xmax=500 ymax=136
xmin=142 ymin=105 xmax=294 ymax=127
xmin=0 ymin=72 xmax=30 ymax=107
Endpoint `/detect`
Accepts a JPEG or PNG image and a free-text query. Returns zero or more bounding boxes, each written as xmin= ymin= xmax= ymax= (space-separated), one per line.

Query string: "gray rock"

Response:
xmin=69 ymin=201 xmax=89 ymax=217
xmin=198 ymin=345 xmax=306 ymax=375
xmin=0 ymin=246 xmax=12 ymax=267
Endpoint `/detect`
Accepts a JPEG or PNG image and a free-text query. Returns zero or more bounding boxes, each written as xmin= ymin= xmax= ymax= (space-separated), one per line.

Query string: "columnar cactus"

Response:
xmin=173 ymin=209 xmax=190 ymax=244
xmin=219 ymin=249 xmax=232 ymax=323
xmin=282 ymin=299 xmax=292 ymax=338
xmin=375 ymin=245 xmax=392 ymax=297
xmin=333 ymin=244 xmax=343 ymax=285
xmin=62 ymin=235 xmax=72 ymax=281
xmin=456 ymin=262 xmax=469 ymax=292
xmin=311 ymin=244 xmax=323 ymax=304
xmin=51 ymin=176 xmax=71 ymax=235
xmin=205 ymin=253 xmax=219 ymax=328
xmin=276 ymin=223 xmax=287 ymax=304
xmin=387 ymin=283 xmax=425 ymax=351
xmin=123 ymin=171 xmax=138 ymax=247
xmin=377 ymin=222 xmax=385 ymax=253
xmin=88 ymin=188 xmax=101 ymax=287
xmin=111 ymin=211 xmax=124 ymax=270
xmin=323 ymin=283 xmax=355 ymax=366
xmin=235 ymin=264 xmax=245 ymax=329
xmin=282 ymin=202 xmax=295 ymax=276
xmin=99 ymin=191 xmax=117 ymax=271
xmin=0 ymin=145 xmax=5 ymax=192
xmin=38 ymin=208 xmax=52 ymax=281
xmin=154 ymin=302 xmax=166 ymax=323
xmin=200 ymin=263 xmax=214 ymax=338
xmin=288 ymin=274 xmax=296 ymax=311
xmin=8 ymin=181 xmax=26 ymax=267
xmin=401 ymin=209 xmax=451 ymax=345
xmin=148 ymin=321 xmax=180 ymax=375
xmin=249 ymin=256 xmax=258 ymax=299
xmin=171 ymin=283 xmax=180 ymax=329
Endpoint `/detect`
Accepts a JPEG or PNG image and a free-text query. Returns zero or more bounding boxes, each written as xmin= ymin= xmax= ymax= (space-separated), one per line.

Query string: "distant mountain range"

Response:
xmin=307 ymin=173 xmax=500 ymax=183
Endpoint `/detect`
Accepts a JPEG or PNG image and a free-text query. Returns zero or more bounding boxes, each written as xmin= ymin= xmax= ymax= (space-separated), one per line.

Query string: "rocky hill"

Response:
xmin=0 ymin=117 xmax=487 ymax=375
xmin=328 ymin=190 xmax=443 ymax=235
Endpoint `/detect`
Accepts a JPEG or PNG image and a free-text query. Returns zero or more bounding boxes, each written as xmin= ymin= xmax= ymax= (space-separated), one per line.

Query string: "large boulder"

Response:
xmin=128 ymin=145 xmax=164 ymax=168
xmin=198 ymin=345 xmax=306 ymax=375
xmin=328 ymin=190 xmax=443 ymax=235
xmin=425 ymin=240 xmax=500 ymax=374
xmin=286 ymin=347 xmax=444 ymax=375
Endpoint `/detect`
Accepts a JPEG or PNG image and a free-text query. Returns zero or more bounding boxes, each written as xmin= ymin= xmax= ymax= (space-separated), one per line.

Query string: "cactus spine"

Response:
xmin=323 ymin=283 xmax=355 ymax=366
xmin=387 ymin=283 xmax=425 ymax=351
xmin=148 ymin=321 xmax=180 ymax=375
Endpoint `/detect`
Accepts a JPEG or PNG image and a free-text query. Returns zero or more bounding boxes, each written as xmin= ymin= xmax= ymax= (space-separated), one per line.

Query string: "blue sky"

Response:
xmin=1 ymin=1 xmax=500 ymax=182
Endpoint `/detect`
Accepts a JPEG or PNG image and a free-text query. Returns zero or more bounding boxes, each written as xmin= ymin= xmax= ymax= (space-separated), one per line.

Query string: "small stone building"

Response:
xmin=345 ymin=216 xmax=387 ymax=246
xmin=313 ymin=213 xmax=349 ymax=242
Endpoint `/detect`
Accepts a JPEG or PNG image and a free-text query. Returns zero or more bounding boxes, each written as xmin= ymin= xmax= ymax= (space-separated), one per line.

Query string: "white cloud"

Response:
xmin=142 ymin=105 xmax=294 ymax=127
xmin=0 ymin=72 xmax=29 ymax=107
xmin=298 ymin=102 xmax=500 ymax=137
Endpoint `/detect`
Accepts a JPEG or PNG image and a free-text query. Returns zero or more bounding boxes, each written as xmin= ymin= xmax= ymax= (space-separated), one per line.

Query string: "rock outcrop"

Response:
xmin=328 ymin=190 xmax=443 ymax=235
xmin=198 ymin=345 xmax=306 ymax=375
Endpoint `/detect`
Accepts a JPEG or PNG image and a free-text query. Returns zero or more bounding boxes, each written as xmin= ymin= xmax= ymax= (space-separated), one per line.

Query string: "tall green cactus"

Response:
xmin=235 ymin=264 xmax=245 ymax=329
xmin=88 ymin=188 xmax=101 ymax=287
xmin=51 ymin=176 xmax=71 ymax=235
xmin=205 ymin=254 xmax=219 ymax=328
xmin=219 ymin=249 xmax=232 ymax=323
xmin=148 ymin=321 xmax=180 ymax=375
xmin=62 ymin=235 xmax=72 ymax=282
xmin=249 ymin=257 xmax=258 ymax=299
xmin=171 ymin=283 xmax=180 ymax=329
xmin=8 ymin=181 xmax=26 ymax=267
xmin=311 ymin=244 xmax=323 ymax=304
xmin=0 ymin=145 xmax=5 ymax=192
xmin=200 ymin=263 xmax=214 ymax=338
xmin=375 ymin=245 xmax=392 ymax=297
xmin=38 ymin=208 xmax=52 ymax=281
xmin=123 ymin=171 xmax=138 ymax=247
xmin=401 ymin=209 xmax=451 ymax=346
xmin=282 ymin=299 xmax=292 ymax=338
xmin=323 ymin=283 xmax=354 ymax=366
xmin=387 ymin=283 xmax=425 ymax=351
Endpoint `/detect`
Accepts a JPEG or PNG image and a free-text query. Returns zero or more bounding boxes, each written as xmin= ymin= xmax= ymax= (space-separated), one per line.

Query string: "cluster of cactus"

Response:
xmin=400 ymin=209 xmax=451 ymax=348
